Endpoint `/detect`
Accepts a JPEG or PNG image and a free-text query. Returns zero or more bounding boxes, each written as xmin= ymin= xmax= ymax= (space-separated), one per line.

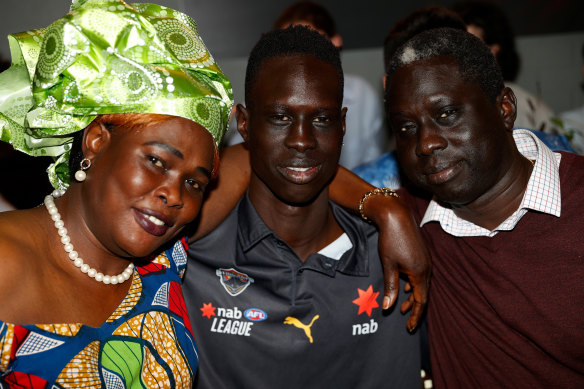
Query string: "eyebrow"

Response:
xmin=144 ymin=141 xmax=183 ymax=159
xmin=197 ymin=166 xmax=212 ymax=179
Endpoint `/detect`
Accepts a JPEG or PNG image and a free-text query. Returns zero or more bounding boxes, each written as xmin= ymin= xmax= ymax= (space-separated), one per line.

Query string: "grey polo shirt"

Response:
xmin=183 ymin=194 xmax=421 ymax=388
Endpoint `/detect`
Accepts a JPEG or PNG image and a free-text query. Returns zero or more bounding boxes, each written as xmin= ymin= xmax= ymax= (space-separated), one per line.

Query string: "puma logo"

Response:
xmin=283 ymin=315 xmax=320 ymax=343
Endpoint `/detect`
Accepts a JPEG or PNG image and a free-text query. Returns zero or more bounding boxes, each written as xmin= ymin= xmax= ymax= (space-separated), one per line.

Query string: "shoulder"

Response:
xmin=396 ymin=185 xmax=433 ymax=223
xmin=0 ymin=210 xmax=46 ymax=306
xmin=559 ymin=152 xmax=584 ymax=183
xmin=330 ymin=202 xmax=377 ymax=238
xmin=559 ymin=151 xmax=584 ymax=170
xmin=0 ymin=210 xmax=39 ymax=262
xmin=187 ymin=202 xmax=240 ymax=259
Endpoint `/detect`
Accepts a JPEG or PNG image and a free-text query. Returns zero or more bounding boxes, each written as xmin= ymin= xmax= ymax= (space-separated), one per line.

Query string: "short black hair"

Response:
xmin=383 ymin=6 xmax=466 ymax=74
xmin=386 ymin=28 xmax=504 ymax=106
xmin=451 ymin=1 xmax=519 ymax=82
xmin=273 ymin=1 xmax=337 ymax=38
xmin=244 ymin=25 xmax=343 ymax=106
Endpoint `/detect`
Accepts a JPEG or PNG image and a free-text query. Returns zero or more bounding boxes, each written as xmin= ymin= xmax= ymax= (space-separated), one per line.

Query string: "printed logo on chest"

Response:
xmin=200 ymin=302 xmax=266 ymax=337
xmin=216 ymin=268 xmax=254 ymax=296
xmin=351 ymin=284 xmax=380 ymax=336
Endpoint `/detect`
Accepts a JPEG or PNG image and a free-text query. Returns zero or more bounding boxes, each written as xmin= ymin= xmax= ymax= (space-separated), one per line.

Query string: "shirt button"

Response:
xmin=323 ymin=261 xmax=333 ymax=268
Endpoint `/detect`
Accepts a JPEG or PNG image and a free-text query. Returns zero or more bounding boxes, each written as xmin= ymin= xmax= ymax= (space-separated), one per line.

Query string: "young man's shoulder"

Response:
xmin=329 ymin=201 xmax=378 ymax=238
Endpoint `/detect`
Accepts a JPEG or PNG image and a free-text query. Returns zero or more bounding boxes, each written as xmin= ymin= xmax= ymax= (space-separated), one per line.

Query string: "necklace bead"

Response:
xmin=44 ymin=190 xmax=133 ymax=285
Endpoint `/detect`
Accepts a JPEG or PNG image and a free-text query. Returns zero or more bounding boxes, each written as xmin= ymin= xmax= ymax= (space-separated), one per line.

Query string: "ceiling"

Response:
xmin=1 ymin=0 xmax=583 ymax=61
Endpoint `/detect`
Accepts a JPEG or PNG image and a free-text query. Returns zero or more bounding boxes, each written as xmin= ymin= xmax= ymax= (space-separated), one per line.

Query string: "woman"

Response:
xmin=0 ymin=0 xmax=231 ymax=386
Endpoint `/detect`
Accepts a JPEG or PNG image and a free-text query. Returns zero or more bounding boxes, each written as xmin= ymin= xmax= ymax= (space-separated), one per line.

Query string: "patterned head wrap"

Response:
xmin=0 ymin=0 xmax=233 ymax=188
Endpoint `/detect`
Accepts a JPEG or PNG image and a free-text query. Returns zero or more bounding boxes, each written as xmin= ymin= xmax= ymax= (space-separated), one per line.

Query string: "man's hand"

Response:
xmin=365 ymin=194 xmax=431 ymax=332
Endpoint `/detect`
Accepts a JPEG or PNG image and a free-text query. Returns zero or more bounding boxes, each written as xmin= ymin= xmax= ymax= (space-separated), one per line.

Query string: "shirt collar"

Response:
xmin=236 ymin=193 xmax=371 ymax=276
xmin=420 ymin=129 xmax=562 ymax=237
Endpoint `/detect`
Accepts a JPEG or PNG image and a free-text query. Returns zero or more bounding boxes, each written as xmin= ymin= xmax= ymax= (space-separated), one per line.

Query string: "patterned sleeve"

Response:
xmin=0 ymin=322 xmax=19 ymax=373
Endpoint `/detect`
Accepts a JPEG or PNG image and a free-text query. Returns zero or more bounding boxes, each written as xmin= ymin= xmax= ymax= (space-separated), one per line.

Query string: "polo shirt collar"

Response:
xmin=237 ymin=193 xmax=370 ymax=276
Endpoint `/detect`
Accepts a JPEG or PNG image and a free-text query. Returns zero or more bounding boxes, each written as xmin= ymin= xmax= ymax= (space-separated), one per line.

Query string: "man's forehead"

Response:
xmin=253 ymin=54 xmax=342 ymax=99
xmin=258 ymin=53 xmax=328 ymax=73
xmin=389 ymin=56 xmax=462 ymax=87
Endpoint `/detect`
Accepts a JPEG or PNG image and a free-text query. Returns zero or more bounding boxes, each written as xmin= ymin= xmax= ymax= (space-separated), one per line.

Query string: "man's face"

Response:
xmin=387 ymin=56 xmax=512 ymax=206
xmin=238 ymin=54 xmax=345 ymax=206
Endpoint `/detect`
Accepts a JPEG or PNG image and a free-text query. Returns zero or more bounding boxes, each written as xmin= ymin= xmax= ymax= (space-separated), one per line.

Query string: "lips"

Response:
xmin=133 ymin=208 xmax=174 ymax=236
xmin=277 ymin=164 xmax=322 ymax=184
xmin=424 ymin=160 xmax=463 ymax=185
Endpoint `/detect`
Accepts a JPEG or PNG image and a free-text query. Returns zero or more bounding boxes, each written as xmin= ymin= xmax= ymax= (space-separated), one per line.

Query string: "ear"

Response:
xmin=341 ymin=107 xmax=347 ymax=136
xmin=489 ymin=43 xmax=501 ymax=60
xmin=330 ymin=34 xmax=343 ymax=49
xmin=82 ymin=121 xmax=112 ymax=160
xmin=382 ymin=75 xmax=387 ymax=90
xmin=497 ymin=86 xmax=517 ymax=131
xmin=235 ymin=104 xmax=250 ymax=143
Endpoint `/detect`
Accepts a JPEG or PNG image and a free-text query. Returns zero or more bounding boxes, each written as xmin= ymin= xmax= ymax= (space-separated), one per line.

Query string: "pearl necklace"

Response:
xmin=44 ymin=189 xmax=134 ymax=285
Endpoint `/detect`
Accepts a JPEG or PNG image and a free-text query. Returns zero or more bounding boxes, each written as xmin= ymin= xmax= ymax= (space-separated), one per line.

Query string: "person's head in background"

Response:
xmin=273 ymin=1 xmax=343 ymax=49
xmin=451 ymin=1 xmax=520 ymax=82
xmin=383 ymin=6 xmax=466 ymax=75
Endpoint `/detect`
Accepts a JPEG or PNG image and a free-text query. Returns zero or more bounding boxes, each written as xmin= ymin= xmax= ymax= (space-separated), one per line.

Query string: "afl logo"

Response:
xmin=245 ymin=308 xmax=267 ymax=322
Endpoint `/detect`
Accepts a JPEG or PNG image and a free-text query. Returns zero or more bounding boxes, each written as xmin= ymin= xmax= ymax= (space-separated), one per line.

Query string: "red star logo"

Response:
xmin=352 ymin=285 xmax=380 ymax=316
xmin=200 ymin=302 xmax=217 ymax=319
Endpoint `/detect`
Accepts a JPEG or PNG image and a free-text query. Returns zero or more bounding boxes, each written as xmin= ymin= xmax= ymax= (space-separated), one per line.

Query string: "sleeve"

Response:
xmin=0 ymin=322 xmax=23 ymax=373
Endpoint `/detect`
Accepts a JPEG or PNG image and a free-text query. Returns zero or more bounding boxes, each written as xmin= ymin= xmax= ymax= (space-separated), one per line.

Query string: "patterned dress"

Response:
xmin=0 ymin=239 xmax=198 ymax=388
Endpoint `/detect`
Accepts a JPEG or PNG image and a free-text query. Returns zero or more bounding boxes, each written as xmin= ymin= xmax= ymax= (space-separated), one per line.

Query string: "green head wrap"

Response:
xmin=0 ymin=0 xmax=233 ymax=189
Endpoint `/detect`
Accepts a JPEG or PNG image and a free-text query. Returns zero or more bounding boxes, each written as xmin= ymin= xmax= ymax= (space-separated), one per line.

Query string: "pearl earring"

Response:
xmin=74 ymin=158 xmax=92 ymax=182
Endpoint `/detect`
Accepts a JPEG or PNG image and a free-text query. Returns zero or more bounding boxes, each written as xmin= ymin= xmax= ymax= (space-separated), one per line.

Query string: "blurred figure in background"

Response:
xmin=272 ymin=1 xmax=386 ymax=169
xmin=452 ymin=1 xmax=556 ymax=133
xmin=558 ymin=42 xmax=584 ymax=154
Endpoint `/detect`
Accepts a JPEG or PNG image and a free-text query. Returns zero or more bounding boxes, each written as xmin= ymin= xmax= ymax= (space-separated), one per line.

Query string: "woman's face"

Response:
xmin=82 ymin=116 xmax=215 ymax=258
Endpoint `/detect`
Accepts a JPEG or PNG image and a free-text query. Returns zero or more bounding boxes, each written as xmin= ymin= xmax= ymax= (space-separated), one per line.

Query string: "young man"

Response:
xmin=384 ymin=28 xmax=584 ymax=388
xmin=183 ymin=26 xmax=421 ymax=388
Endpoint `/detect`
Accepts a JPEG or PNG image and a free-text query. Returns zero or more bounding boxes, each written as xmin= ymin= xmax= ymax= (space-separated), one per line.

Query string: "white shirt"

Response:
xmin=339 ymin=74 xmax=386 ymax=169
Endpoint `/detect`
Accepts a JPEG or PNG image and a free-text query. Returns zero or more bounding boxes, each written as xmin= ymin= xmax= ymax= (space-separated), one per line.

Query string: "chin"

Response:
xmin=275 ymin=185 xmax=327 ymax=206
xmin=117 ymin=235 xmax=171 ymax=259
xmin=433 ymin=188 xmax=478 ymax=207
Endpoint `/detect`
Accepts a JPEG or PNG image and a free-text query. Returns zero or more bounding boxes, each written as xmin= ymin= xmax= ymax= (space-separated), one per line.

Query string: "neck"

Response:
xmin=248 ymin=178 xmax=343 ymax=261
xmin=451 ymin=152 xmax=534 ymax=230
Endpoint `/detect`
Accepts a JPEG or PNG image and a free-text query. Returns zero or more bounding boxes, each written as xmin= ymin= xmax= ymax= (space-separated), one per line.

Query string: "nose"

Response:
xmin=155 ymin=176 xmax=184 ymax=208
xmin=284 ymin=119 xmax=316 ymax=152
xmin=415 ymin=124 xmax=447 ymax=156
